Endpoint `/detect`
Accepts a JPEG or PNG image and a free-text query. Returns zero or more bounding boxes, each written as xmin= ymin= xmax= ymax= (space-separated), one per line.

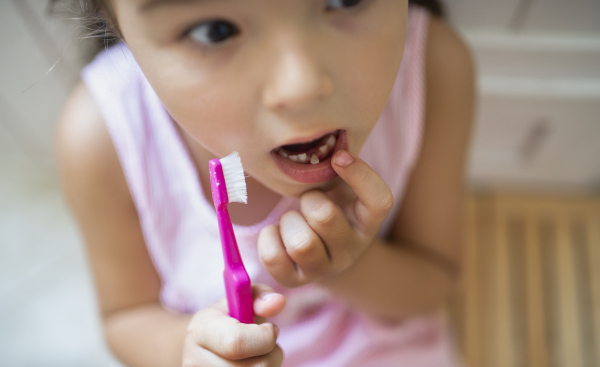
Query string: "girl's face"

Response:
xmin=112 ymin=0 xmax=408 ymax=197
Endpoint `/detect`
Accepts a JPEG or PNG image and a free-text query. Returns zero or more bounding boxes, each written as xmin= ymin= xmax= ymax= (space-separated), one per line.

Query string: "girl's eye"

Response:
xmin=326 ymin=0 xmax=364 ymax=9
xmin=189 ymin=20 xmax=240 ymax=46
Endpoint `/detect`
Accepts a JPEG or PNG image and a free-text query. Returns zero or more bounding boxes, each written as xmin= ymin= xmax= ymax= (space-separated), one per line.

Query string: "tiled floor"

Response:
xmin=0 ymin=159 xmax=118 ymax=366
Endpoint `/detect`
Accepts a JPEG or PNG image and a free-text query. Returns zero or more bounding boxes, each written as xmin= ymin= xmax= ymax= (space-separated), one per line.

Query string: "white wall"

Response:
xmin=445 ymin=0 xmax=600 ymax=190
xmin=0 ymin=4 xmax=118 ymax=366
xmin=0 ymin=0 xmax=92 ymax=165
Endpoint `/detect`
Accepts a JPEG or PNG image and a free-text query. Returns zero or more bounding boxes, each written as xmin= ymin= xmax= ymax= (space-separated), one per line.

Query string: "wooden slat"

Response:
xmin=477 ymin=194 xmax=498 ymax=367
xmin=587 ymin=203 xmax=600 ymax=367
xmin=540 ymin=215 xmax=559 ymax=367
xmin=452 ymin=193 xmax=600 ymax=367
xmin=463 ymin=195 xmax=480 ymax=366
xmin=555 ymin=211 xmax=583 ymax=367
xmin=495 ymin=199 xmax=514 ymax=367
xmin=524 ymin=208 xmax=549 ymax=367
xmin=508 ymin=214 xmax=527 ymax=367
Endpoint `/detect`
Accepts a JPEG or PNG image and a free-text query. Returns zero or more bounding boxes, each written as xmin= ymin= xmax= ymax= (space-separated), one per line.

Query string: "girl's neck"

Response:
xmin=175 ymin=124 xmax=282 ymax=226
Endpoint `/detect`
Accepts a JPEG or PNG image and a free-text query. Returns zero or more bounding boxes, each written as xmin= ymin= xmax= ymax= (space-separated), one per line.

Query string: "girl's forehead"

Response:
xmin=115 ymin=0 xmax=350 ymax=29
xmin=130 ymin=0 xmax=287 ymax=13
xmin=138 ymin=0 xmax=219 ymax=13
xmin=122 ymin=0 xmax=347 ymax=16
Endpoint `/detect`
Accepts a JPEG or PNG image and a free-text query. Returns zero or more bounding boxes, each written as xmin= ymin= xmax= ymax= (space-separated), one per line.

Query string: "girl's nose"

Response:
xmin=262 ymin=43 xmax=334 ymax=113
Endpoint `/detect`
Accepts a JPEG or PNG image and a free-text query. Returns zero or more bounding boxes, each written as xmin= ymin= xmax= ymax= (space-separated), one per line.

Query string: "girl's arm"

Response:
xmin=57 ymin=82 xmax=286 ymax=367
xmin=319 ymin=17 xmax=475 ymax=319
xmin=56 ymin=82 xmax=190 ymax=366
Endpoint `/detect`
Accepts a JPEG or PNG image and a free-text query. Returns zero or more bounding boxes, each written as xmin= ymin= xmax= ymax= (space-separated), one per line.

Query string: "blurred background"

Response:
xmin=0 ymin=0 xmax=599 ymax=366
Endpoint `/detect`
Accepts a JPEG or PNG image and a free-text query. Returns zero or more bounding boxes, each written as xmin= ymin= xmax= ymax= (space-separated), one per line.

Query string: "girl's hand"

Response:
xmin=258 ymin=150 xmax=394 ymax=288
xmin=182 ymin=284 xmax=286 ymax=366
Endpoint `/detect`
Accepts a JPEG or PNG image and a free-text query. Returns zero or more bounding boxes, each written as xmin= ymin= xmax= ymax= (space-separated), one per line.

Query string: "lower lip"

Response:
xmin=271 ymin=130 xmax=349 ymax=184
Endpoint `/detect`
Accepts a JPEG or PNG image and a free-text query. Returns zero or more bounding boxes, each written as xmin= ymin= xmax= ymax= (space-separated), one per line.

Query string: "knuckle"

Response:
xmin=375 ymin=191 xmax=394 ymax=215
xmin=356 ymin=168 xmax=372 ymax=185
xmin=185 ymin=323 xmax=195 ymax=338
xmin=329 ymin=252 xmax=352 ymax=275
xmin=287 ymin=231 xmax=318 ymax=259
xmin=336 ymin=250 xmax=354 ymax=270
xmin=187 ymin=310 xmax=209 ymax=341
xmin=182 ymin=338 xmax=205 ymax=367
xmin=258 ymin=227 xmax=285 ymax=269
xmin=221 ymin=329 xmax=247 ymax=360
xmin=269 ymin=271 xmax=301 ymax=289
xmin=259 ymin=245 xmax=280 ymax=268
xmin=248 ymin=345 xmax=283 ymax=367
xmin=309 ymin=201 xmax=337 ymax=226
xmin=265 ymin=323 xmax=278 ymax=345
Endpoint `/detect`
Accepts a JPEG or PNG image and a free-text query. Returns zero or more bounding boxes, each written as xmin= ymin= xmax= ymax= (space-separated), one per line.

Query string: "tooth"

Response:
xmin=319 ymin=144 xmax=328 ymax=154
xmin=278 ymin=150 xmax=288 ymax=158
xmin=310 ymin=154 xmax=319 ymax=164
xmin=327 ymin=135 xmax=337 ymax=148
xmin=298 ymin=153 xmax=308 ymax=163
xmin=289 ymin=155 xmax=299 ymax=162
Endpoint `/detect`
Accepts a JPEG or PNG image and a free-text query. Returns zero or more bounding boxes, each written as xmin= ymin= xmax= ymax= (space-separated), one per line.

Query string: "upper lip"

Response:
xmin=272 ymin=129 xmax=340 ymax=150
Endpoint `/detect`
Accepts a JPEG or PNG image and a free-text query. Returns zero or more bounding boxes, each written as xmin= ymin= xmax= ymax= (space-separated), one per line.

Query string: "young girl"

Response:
xmin=56 ymin=0 xmax=474 ymax=366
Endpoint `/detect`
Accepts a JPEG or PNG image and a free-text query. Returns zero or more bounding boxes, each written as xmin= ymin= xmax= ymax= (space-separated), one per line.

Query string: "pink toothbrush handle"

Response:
xmin=216 ymin=206 xmax=254 ymax=324
xmin=209 ymin=159 xmax=254 ymax=324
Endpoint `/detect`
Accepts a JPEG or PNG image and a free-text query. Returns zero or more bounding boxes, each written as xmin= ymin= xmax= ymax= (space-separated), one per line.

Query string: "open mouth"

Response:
xmin=270 ymin=130 xmax=348 ymax=184
xmin=274 ymin=130 xmax=339 ymax=165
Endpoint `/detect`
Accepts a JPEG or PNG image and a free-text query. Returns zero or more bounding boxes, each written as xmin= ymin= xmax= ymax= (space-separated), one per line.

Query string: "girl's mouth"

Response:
xmin=275 ymin=130 xmax=339 ymax=164
xmin=270 ymin=130 xmax=349 ymax=184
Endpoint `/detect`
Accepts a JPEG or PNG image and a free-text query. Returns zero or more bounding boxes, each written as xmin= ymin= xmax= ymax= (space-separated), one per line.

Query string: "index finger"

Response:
xmin=331 ymin=150 xmax=394 ymax=231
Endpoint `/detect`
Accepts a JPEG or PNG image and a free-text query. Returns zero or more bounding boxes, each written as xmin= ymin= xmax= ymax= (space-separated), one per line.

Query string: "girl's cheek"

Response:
xmin=156 ymin=71 xmax=248 ymax=131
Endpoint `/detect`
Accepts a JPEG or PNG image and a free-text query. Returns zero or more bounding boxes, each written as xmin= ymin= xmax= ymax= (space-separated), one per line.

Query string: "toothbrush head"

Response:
xmin=209 ymin=151 xmax=247 ymax=206
xmin=220 ymin=151 xmax=248 ymax=204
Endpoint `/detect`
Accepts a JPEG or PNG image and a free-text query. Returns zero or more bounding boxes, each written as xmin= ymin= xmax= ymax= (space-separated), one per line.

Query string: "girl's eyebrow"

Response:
xmin=139 ymin=0 xmax=222 ymax=13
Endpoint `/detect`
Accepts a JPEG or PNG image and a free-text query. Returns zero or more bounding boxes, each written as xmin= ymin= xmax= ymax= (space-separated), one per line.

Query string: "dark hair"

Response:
xmin=50 ymin=0 xmax=444 ymax=51
xmin=48 ymin=0 xmax=120 ymax=47
xmin=409 ymin=0 xmax=445 ymax=18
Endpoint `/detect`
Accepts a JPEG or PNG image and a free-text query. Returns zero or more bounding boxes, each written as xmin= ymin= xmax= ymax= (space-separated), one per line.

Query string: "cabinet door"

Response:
xmin=469 ymin=93 xmax=600 ymax=189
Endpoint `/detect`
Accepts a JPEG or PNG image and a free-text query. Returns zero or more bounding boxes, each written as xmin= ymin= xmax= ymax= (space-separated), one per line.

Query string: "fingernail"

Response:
xmin=261 ymin=293 xmax=277 ymax=302
xmin=273 ymin=324 xmax=280 ymax=337
xmin=333 ymin=150 xmax=353 ymax=168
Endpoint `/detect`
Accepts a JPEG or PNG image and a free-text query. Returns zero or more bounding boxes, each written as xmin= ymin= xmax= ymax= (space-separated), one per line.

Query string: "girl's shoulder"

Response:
xmin=56 ymin=81 xmax=121 ymax=189
xmin=56 ymin=80 xmax=162 ymax=315
xmin=56 ymin=44 xmax=142 ymax=205
xmin=387 ymin=16 xmax=475 ymax=270
xmin=56 ymin=79 xmax=136 ymax=232
xmin=425 ymin=16 xmax=474 ymax=100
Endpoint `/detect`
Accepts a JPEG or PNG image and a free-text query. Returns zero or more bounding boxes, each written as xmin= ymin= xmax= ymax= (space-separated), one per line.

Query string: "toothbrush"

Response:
xmin=209 ymin=152 xmax=254 ymax=324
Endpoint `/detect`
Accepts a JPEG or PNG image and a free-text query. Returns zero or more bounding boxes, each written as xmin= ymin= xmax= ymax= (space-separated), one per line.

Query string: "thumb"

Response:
xmin=252 ymin=284 xmax=286 ymax=319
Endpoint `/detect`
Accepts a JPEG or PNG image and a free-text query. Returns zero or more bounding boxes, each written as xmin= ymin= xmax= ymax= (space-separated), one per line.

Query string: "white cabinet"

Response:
xmin=470 ymin=94 xmax=600 ymax=189
xmin=446 ymin=0 xmax=600 ymax=190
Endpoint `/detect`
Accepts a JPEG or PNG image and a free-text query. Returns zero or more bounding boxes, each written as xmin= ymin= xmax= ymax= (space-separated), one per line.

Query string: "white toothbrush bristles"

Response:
xmin=219 ymin=151 xmax=248 ymax=204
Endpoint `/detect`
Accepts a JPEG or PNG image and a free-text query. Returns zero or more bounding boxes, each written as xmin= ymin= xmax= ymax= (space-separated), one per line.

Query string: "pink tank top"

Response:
xmin=82 ymin=6 xmax=461 ymax=366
